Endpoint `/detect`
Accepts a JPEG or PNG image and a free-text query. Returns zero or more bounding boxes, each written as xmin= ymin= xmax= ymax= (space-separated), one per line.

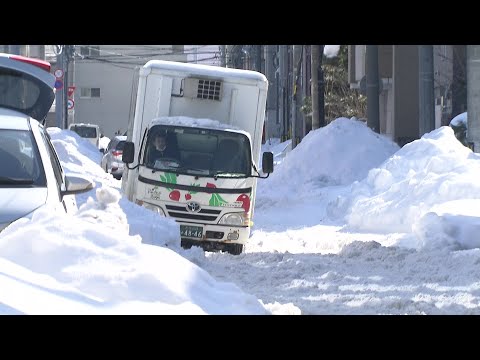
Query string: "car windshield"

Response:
xmin=116 ymin=141 xmax=126 ymax=151
xmin=144 ymin=125 xmax=252 ymax=178
xmin=0 ymin=129 xmax=46 ymax=186
xmin=71 ymin=125 xmax=97 ymax=138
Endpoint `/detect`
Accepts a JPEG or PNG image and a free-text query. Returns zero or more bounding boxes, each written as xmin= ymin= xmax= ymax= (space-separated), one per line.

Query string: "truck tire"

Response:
xmin=227 ymin=243 xmax=244 ymax=255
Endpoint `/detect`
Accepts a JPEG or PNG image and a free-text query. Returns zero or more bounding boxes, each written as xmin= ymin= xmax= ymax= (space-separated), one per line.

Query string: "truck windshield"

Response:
xmin=144 ymin=125 xmax=252 ymax=178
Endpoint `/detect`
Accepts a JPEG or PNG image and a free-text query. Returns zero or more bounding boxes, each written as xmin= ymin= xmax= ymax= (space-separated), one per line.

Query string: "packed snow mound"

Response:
xmin=328 ymin=126 xmax=480 ymax=237
xmin=0 ymin=207 xmax=266 ymax=314
xmin=48 ymin=126 xmax=181 ymax=249
xmin=258 ymin=118 xmax=399 ymax=200
xmin=77 ymin=187 xmax=129 ymax=233
xmin=412 ymin=199 xmax=480 ymax=251
xmin=48 ymin=127 xmax=103 ymax=165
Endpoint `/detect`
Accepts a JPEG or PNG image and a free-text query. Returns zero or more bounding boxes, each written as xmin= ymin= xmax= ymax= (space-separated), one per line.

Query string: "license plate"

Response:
xmin=180 ymin=225 xmax=203 ymax=239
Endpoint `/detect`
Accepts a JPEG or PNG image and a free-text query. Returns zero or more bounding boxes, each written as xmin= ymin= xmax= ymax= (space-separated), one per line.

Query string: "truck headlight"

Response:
xmin=136 ymin=200 xmax=166 ymax=216
xmin=218 ymin=212 xmax=249 ymax=226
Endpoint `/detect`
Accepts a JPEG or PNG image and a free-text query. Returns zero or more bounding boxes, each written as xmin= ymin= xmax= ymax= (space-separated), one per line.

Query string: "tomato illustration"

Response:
xmin=169 ymin=190 xmax=180 ymax=201
xmin=236 ymin=194 xmax=251 ymax=212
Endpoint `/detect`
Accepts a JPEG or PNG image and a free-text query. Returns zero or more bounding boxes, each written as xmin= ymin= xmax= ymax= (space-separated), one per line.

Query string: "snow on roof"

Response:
xmin=144 ymin=60 xmax=267 ymax=84
xmin=149 ymin=116 xmax=250 ymax=139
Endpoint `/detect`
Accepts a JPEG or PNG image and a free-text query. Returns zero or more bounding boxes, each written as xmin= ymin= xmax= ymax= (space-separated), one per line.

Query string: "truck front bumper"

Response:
xmin=178 ymin=222 xmax=250 ymax=245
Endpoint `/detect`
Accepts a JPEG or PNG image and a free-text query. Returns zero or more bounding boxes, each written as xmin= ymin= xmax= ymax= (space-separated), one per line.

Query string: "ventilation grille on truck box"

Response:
xmin=197 ymin=79 xmax=221 ymax=100
xmin=184 ymin=78 xmax=222 ymax=101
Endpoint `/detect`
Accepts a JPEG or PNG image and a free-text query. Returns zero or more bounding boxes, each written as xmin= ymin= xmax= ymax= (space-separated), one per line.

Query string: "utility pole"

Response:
xmin=63 ymin=45 xmax=76 ymax=129
xmin=452 ymin=45 xmax=467 ymax=117
xmin=311 ymin=45 xmax=320 ymax=130
xmin=291 ymin=45 xmax=302 ymax=148
xmin=255 ymin=45 xmax=262 ymax=73
xmin=55 ymin=45 xmax=65 ymax=129
xmin=64 ymin=45 xmax=70 ymax=129
xmin=265 ymin=45 xmax=278 ymax=141
xmin=366 ymin=45 xmax=380 ymax=132
xmin=226 ymin=45 xmax=234 ymax=68
xmin=279 ymin=45 xmax=288 ymax=140
xmin=418 ymin=45 xmax=435 ymax=136
xmin=220 ymin=45 xmax=226 ymax=67
xmin=67 ymin=45 xmax=76 ymax=124
xmin=318 ymin=45 xmax=325 ymax=128
xmin=467 ymin=45 xmax=480 ymax=152
xmin=302 ymin=46 xmax=310 ymax=137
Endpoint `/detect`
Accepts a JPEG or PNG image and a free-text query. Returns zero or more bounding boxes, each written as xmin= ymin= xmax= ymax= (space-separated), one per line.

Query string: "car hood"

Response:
xmin=0 ymin=188 xmax=48 ymax=225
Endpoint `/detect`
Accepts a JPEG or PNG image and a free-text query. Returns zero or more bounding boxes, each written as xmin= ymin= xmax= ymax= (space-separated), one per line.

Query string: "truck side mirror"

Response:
xmin=262 ymin=152 xmax=274 ymax=174
xmin=122 ymin=141 xmax=135 ymax=164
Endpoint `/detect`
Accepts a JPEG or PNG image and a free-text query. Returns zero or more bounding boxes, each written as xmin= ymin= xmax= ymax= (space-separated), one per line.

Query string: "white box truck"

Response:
xmin=121 ymin=60 xmax=273 ymax=255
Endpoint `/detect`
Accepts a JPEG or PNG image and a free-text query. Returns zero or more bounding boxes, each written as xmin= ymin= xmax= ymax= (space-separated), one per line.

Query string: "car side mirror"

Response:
xmin=122 ymin=141 xmax=135 ymax=164
xmin=262 ymin=152 xmax=274 ymax=174
xmin=62 ymin=174 xmax=94 ymax=196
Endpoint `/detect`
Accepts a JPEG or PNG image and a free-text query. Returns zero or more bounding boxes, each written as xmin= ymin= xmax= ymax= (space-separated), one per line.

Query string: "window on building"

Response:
xmin=80 ymin=87 xmax=101 ymax=98
xmin=79 ymin=46 xmax=100 ymax=57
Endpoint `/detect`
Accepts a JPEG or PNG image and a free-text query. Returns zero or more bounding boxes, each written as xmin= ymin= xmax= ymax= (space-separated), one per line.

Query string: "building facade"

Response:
xmin=71 ymin=45 xmax=188 ymax=138
xmin=348 ymin=45 xmax=466 ymax=146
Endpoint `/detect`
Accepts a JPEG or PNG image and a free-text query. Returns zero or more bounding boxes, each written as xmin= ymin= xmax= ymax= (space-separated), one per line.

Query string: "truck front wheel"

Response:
xmin=227 ymin=243 xmax=244 ymax=255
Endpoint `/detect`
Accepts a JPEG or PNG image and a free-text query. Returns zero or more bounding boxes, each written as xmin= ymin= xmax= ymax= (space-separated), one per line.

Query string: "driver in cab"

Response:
xmin=147 ymin=131 xmax=180 ymax=167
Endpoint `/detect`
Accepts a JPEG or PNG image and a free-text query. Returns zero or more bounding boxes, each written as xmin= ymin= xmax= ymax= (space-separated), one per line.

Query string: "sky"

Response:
xmin=2 ymin=118 xmax=480 ymax=314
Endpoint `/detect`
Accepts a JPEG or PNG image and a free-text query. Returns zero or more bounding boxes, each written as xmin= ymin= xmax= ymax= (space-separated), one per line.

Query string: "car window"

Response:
xmin=107 ymin=140 xmax=116 ymax=152
xmin=0 ymin=63 xmax=55 ymax=121
xmin=116 ymin=141 xmax=126 ymax=151
xmin=70 ymin=125 xmax=97 ymax=139
xmin=0 ymin=129 xmax=46 ymax=186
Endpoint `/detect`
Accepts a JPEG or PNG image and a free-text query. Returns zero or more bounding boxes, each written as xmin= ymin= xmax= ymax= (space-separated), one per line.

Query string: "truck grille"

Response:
xmin=165 ymin=205 xmax=221 ymax=223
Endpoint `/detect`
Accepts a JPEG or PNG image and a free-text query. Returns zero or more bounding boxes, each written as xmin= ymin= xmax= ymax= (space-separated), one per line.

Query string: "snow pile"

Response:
xmin=327 ymin=126 xmax=480 ymax=249
xmin=258 ymin=118 xmax=399 ymax=201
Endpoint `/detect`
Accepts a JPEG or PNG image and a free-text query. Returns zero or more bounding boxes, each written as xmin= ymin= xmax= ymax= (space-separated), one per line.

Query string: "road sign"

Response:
xmin=54 ymin=68 xmax=64 ymax=79
xmin=67 ymin=99 xmax=74 ymax=110
xmin=54 ymin=80 xmax=63 ymax=90
xmin=68 ymin=86 xmax=76 ymax=97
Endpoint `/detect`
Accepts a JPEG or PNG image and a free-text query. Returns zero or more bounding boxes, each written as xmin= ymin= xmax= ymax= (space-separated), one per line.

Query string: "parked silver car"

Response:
xmin=100 ymin=135 xmax=127 ymax=179
xmin=0 ymin=53 xmax=94 ymax=233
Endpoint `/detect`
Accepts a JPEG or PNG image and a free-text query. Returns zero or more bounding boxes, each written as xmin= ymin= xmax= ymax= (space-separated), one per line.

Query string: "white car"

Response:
xmin=0 ymin=53 xmax=94 ymax=233
xmin=68 ymin=123 xmax=101 ymax=148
